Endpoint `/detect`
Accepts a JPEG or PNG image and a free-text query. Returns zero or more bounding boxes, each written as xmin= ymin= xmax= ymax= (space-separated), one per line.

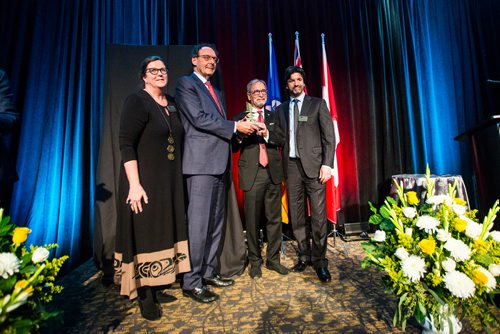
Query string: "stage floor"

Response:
xmin=46 ymin=239 xmax=428 ymax=333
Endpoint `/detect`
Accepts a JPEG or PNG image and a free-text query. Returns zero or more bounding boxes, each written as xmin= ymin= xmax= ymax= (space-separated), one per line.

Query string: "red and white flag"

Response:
xmin=293 ymin=31 xmax=308 ymax=95
xmin=321 ymin=33 xmax=341 ymax=223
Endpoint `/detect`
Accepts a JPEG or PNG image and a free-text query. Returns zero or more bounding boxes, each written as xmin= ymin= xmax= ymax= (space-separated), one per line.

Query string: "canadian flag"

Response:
xmin=321 ymin=34 xmax=341 ymax=223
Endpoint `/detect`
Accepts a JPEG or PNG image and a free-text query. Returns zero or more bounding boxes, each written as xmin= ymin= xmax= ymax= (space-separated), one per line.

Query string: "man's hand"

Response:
xmin=236 ymin=120 xmax=259 ymax=135
xmin=255 ymin=122 xmax=268 ymax=137
xmin=319 ymin=166 xmax=332 ymax=184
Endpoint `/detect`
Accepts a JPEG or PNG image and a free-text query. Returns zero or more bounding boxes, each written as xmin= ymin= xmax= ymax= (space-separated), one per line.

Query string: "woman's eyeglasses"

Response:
xmin=146 ymin=68 xmax=168 ymax=75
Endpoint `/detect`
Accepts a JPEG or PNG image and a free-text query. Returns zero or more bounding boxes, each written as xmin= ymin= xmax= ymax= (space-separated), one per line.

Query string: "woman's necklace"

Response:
xmin=146 ymin=90 xmax=175 ymax=161
xmin=158 ymin=103 xmax=176 ymax=161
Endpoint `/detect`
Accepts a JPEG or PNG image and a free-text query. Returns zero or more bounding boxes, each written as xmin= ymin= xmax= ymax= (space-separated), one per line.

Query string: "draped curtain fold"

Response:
xmin=0 ymin=0 xmax=498 ymax=270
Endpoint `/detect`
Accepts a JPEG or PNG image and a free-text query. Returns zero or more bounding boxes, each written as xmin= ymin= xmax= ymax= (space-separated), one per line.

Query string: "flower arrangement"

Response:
xmin=362 ymin=167 xmax=500 ymax=332
xmin=0 ymin=208 xmax=68 ymax=333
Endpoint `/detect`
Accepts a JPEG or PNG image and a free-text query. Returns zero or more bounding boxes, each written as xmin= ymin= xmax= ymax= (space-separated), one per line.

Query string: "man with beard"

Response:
xmin=275 ymin=66 xmax=336 ymax=283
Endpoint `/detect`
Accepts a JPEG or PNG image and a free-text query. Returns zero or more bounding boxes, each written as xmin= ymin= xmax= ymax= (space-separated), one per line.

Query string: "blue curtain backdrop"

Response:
xmin=0 ymin=0 xmax=499 ymax=270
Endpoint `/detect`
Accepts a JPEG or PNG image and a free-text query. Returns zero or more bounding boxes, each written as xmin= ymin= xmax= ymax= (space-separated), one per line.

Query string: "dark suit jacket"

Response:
xmin=233 ymin=109 xmax=285 ymax=191
xmin=175 ymin=73 xmax=235 ymax=175
xmin=276 ymin=96 xmax=335 ymax=178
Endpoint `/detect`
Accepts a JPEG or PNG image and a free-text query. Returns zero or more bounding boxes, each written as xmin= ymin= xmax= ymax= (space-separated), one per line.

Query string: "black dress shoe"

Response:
xmin=183 ymin=287 xmax=219 ymax=303
xmin=249 ymin=265 xmax=262 ymax=279
xmin=204 ymin=274 xmax=234 ymax=287
xmin=316 ymin=267 xmax=331 ymax=282
xmin=290 ymin=260 xmax=309 ymax=272
xmin=266 ymin=262 xmax=289 ymax=275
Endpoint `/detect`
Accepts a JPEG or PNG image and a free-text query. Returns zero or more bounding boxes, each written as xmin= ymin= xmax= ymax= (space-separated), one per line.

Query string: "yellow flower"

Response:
xmin=454 ymin=218 xmax=467 ymax=232
xmin=12 ymin=227 xmax=31 ymax=245
xmin=473 ymin=239 xmax=488 ymax=256
xmin=472 ymin=269 xmax=488 ymax=285
xmin=406 ymin=191 xmax=420 ymax=205
xmin=429 ymin=272 xmax=443 ymax=286
xmin=14 ymin=280 xmax=34 ymax=296
xmin=419 ymin=237 xmax=436 ymax=255
xmin=454 ymin=198 xmax=467 ymax=206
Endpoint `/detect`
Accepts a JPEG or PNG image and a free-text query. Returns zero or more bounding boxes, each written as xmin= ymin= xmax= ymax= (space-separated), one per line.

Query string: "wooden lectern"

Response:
xmin=455 ymin=115 xmax=500 ymax=227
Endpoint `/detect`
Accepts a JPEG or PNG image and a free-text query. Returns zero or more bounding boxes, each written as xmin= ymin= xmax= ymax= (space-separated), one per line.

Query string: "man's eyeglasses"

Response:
xmin=196 ymin=55 xmax=220 ymax=63
xmin=146 ymin=68 xmax=168 ymax=75
xmin=250 ymin=89 xmax=267 ymax=96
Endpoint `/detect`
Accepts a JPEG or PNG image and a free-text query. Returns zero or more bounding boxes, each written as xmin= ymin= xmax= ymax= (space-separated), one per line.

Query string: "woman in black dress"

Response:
xmin=114 ymin=56 xmax=190 ymax=320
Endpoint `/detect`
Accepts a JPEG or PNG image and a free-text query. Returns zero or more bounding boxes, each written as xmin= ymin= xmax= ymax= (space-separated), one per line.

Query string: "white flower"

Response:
xmin=452 ymin=204 xmax=466 ymax=216
xmin=488 ymin=263 xmax=500 ymax=276
xmin=416 ymin=215 xmax=440 ymax=233
xmin=441 ymin=258 xmax=456 ymax=272
xmin=32 ymin=247 xmax=49 ymax=263
xmin=402 ymin=207 xmax=417 ymax=219
xmin=436 ymin=229 xmax=451 ymax=242
xmin=405 ymin=227 xmax=413 ymax=237
xmin=426 ymin=195 xmax=452 ymax=207
xmin=463 ymin=217 xmax=482 ymax=240
xmin=444 ymin=238 xmax=471 ymax=262
xmin=476 ymin=267 xmax=496 ymax=291
xmin=395 ymin=247 xmax=409 ymax=260
xmin=489 ymin=230 xmax=500 ymax=242
xmin=401 ymin=255 xmax=426 ymax=282
xmin=0 ymin=253 xmax=21 ymax=279
xmin=372 ymin=230 xmax=386 ymax=242
xmin=443 ymin=270 xmax=475 ymax=299
xmin=5 ymin=291 xmax=29 ymax=313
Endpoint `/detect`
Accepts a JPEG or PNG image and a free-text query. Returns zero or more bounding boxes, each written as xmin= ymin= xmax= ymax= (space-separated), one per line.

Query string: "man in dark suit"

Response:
xmin=175 ymin=44 xmax=258 ymax=303
xmin=233 ymin=79 xmax=289 ymax=279
xmin=0 ymin=69 xmax=18 ymax=212
xmin=276 ymin=66 xmax=336 ymax=283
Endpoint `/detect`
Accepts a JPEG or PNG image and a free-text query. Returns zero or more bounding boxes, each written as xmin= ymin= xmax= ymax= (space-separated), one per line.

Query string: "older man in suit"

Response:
xmin=233 ymin=79 xmax=289 ymax=279
xmin=175 ymin=44 xmax=258 ymax=303
xmin=276 ymin=66 xmax=336 ymax=283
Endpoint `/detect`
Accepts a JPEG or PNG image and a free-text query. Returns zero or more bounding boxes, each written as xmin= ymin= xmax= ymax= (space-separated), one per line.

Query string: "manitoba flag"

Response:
xmin=266 ymin=33 xmax=281 ymax=114
xmin=321 ymin=34 xmax=341 ymax=223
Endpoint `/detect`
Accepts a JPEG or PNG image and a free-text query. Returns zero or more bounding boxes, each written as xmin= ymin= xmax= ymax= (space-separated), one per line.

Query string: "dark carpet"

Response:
xmin=44 ymin=239 xmax=445 ymax=333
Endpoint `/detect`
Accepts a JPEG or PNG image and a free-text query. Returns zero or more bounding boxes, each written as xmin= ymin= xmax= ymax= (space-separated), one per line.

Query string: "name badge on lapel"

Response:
xmin=298 ymin=116 xmax=308 ymax=122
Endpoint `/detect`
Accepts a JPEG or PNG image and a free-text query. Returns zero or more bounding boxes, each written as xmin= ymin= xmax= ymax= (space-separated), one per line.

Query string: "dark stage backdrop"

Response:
xmin=1 ymin=0 xmax=500 ymax=270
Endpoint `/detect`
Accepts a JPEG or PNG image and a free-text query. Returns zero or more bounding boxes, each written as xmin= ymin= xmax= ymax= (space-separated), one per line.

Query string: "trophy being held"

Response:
xmin=244 ymin=102 xmax=267 ymax=137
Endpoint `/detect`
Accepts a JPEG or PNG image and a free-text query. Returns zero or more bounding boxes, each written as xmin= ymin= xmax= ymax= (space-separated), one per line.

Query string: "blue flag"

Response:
xmin=266 ymin=33 xmax=281 ymax=112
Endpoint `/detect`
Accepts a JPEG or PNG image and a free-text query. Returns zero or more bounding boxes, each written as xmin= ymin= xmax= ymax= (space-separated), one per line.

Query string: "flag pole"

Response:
xmin=294 ymin=31 xmax=300 ymax=65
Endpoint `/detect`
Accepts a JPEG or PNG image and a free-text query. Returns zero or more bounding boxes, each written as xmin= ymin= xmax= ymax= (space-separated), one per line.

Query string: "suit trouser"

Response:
xmin=243 ymin=166 xmax=282 ymax=266
xmin=286 ymin=159 xmax=328 ymax=269
xmin=182 ymin=174 xmax=226 ymax=290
